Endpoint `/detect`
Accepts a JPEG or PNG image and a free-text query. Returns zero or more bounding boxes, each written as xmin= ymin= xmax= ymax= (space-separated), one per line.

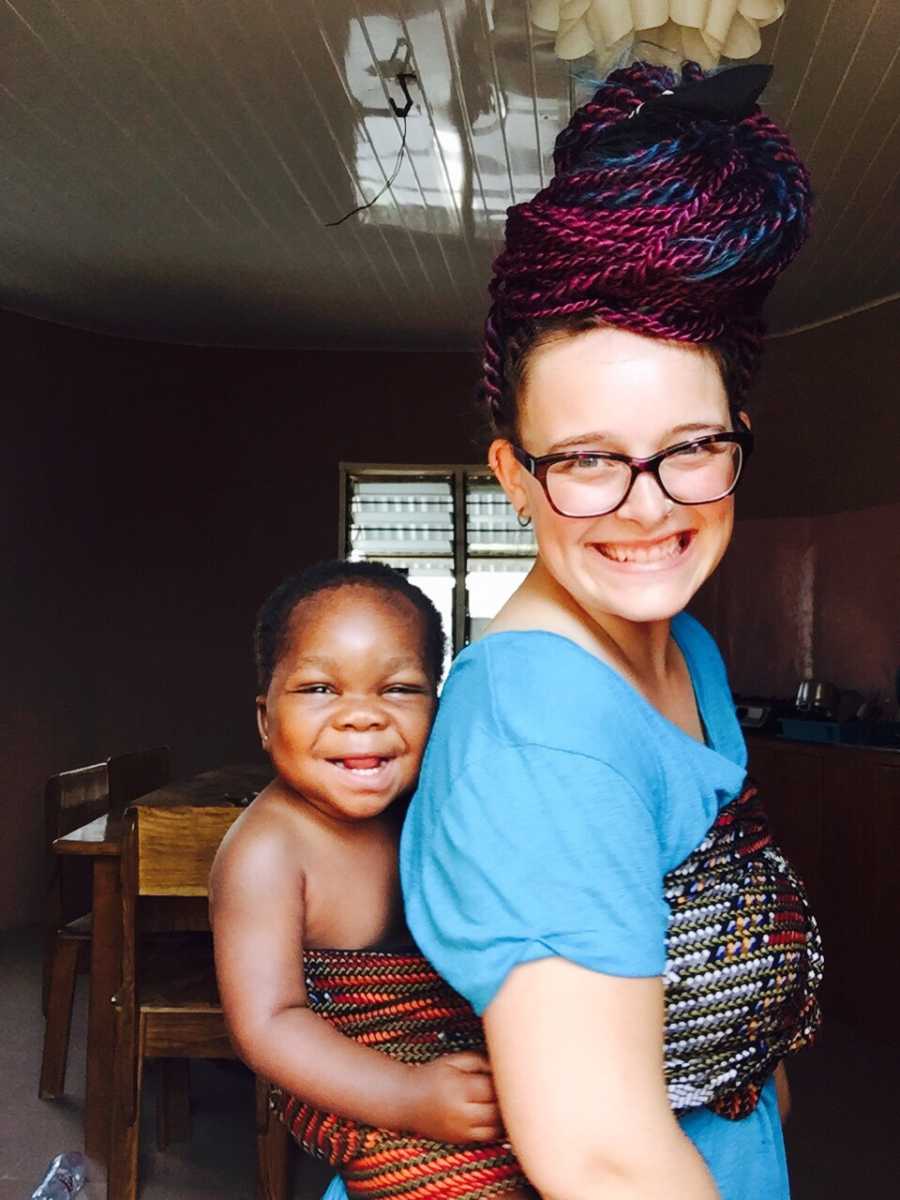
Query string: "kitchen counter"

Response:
xmin=745 ymin=729 xmax=900 ymax=755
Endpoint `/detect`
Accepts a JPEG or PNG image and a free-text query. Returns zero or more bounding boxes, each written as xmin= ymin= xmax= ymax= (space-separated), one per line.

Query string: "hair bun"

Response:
xmin=483 ymin=60 xmax=812 ymax=410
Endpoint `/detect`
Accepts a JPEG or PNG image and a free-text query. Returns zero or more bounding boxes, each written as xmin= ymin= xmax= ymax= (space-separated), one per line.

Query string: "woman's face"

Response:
xmin=495 ymin=327 xmax=739 ymax=627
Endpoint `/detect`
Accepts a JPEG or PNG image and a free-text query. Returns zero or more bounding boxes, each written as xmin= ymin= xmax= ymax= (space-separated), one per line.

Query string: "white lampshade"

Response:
xmin=531 ymin=0 xmax=785 ymax=71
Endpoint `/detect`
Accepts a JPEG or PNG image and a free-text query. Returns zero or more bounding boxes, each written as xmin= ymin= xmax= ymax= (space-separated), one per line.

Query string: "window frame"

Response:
xmin=339 ymin=462 xmax=531 ymax=655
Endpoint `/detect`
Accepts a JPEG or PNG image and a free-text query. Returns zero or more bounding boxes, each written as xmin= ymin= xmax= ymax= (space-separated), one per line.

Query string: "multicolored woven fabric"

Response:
xmin=663 ymin=780 xmax=823 ymax=1117
xmin=277 ymin=780 xmax=822 ymax=1197
xmin=279 ymin=953 xmax=529 ymax=1199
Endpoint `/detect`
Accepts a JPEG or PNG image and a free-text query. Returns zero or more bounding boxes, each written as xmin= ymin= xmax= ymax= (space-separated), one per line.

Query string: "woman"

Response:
xmin=309 ymin=60 xmax=821 ymax=1200
xmin=398 ymin=61 xmax=821 ymax=1200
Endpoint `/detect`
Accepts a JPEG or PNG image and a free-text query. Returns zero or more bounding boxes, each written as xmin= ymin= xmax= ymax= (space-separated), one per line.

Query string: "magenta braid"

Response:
xmin=481 ymin=61 xmax=812 ymax=435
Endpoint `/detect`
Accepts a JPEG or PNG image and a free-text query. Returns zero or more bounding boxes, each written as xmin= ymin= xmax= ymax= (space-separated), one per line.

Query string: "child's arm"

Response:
xmin=210 ymin=809 xmax=502 ymax=1143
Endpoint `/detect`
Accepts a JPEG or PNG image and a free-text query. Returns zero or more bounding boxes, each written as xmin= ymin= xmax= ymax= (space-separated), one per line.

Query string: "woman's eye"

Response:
xmin=560 ymin=455 xmax=614 ymax=474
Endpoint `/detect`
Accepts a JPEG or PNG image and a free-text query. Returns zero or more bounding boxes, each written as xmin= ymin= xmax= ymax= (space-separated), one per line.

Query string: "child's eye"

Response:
xmin=385 ymin=683 xmax=428 ymax=695
xmin=294 ymin=683 xmax=334 ymax=695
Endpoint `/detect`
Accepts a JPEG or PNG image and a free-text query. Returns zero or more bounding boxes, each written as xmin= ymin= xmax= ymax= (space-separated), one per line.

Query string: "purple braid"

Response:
xmin=481 ymin=61 xmax=812 ymax=438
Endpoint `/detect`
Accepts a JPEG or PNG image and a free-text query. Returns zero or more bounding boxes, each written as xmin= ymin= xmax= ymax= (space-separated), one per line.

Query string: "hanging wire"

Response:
xmin=325 ymin=74 xmax=416 ymax=228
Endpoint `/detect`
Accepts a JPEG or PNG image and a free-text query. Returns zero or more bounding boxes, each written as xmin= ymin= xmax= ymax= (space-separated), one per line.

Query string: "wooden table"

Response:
xmin=52 ymin=763 xmax=271 ymax=1176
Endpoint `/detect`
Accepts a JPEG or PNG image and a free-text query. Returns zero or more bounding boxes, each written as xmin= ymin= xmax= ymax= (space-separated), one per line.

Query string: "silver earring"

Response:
xmin=516 ymin=510 xmax=532 ymax=528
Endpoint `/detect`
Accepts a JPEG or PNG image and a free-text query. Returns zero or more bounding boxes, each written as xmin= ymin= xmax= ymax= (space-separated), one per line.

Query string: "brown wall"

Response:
xmin=690 ymin=298 xmax=900 ymax=702
xmin=3 ymin=298 xmax=898 ymax=928
xmin=1 ymin=308 xmax=482 ymax=928
xmin=737 ymin=299 xmax=900 ymax=520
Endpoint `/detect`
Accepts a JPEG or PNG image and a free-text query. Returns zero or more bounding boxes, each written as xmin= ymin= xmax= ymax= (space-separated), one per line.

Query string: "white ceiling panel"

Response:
xmin=1 ymin=0 xmax=897 ymax=347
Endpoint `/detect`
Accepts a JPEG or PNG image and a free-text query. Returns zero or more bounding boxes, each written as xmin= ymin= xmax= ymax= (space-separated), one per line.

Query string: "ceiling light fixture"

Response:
xmin=531 ymin=1 xmax=785 ymax=73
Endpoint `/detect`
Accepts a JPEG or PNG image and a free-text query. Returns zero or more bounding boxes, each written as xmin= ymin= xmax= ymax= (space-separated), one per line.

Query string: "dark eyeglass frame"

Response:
xmin=510 ymin=423 xmax=754 ymax=519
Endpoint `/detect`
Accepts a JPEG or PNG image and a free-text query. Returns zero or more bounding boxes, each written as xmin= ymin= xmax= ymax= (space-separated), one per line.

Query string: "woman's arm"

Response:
xmin=774 ymin=1062 xmax=791 ymax=1124
xmin=484 ymin=957 xmax=720 ymax=1200
xmin=210 ymin=812 xmax=501 ymax=1142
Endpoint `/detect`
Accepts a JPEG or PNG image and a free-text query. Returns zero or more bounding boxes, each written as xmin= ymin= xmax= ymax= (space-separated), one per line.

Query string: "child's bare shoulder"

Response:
xmin=211 ymin=783 xmax=318 ymax=898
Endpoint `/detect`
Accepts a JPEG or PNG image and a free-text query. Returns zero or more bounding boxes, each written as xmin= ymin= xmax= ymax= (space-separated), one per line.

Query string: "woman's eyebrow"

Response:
xmin=545 ymin=431 xmax=613 ymax=452
xmin=546 ymin=421 xmax=727 ymax=453
xmin=668 ymin=421 xmax=728 ymax=436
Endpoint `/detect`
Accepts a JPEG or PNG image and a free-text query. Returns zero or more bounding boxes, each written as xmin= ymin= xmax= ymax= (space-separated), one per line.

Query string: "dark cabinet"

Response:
xmin=748 ymin=737 xmax=900 ymax=1043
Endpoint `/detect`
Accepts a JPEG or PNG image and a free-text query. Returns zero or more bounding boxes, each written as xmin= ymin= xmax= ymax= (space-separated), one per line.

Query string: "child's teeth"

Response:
xmin=339 ymin=757 xmax=383 ymax=773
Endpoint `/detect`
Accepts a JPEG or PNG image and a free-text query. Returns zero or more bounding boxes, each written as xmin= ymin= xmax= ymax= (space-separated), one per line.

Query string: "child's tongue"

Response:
xmin=340 ymin=756 xmax=383 ymax=770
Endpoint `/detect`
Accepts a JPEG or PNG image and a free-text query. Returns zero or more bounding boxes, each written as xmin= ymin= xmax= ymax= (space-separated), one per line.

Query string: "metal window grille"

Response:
xmin=339 ymin=464 xmax=536 ymax=671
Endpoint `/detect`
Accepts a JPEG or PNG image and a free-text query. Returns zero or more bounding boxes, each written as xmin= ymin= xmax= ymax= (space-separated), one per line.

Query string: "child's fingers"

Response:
xmin=468 ymin=1117 xmax=506 ymax=1142
xmin=443 ymin=1050 xmax=492 ymax=1074
xmin=462 ymin=1071 xmax=497 ymax=1105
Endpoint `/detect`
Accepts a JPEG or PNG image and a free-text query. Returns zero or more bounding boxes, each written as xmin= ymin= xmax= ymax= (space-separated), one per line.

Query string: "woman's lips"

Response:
xmin=591 ymin=530 xmax=695 ymax=568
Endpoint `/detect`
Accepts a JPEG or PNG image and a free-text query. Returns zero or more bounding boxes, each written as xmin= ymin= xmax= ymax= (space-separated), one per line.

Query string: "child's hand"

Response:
xmin=406 ymin=1051 xmax=505 ymax=1143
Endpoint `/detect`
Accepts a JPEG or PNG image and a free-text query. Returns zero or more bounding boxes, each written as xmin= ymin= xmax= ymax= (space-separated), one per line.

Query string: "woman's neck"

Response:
xmin=490 ymin=558 xmax=678 ymax=691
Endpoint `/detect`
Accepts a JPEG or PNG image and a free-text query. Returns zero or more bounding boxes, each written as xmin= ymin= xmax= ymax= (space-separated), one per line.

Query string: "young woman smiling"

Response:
xmin=395 ymin=61 xmax=822 ymax=1200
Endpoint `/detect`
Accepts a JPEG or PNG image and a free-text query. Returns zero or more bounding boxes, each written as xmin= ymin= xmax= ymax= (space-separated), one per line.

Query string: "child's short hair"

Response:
xmin=254 ymin=560 xmax=446 ymax=692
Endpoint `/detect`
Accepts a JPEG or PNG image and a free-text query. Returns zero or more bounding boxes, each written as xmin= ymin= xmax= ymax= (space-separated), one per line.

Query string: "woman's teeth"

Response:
xmin=597 ymin=532 xmax=688 ymax=563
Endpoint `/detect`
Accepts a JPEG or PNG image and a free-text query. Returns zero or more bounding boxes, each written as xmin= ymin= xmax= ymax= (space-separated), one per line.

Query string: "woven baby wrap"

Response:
xmin=278 ymin=781 xmax=823 ymax=1199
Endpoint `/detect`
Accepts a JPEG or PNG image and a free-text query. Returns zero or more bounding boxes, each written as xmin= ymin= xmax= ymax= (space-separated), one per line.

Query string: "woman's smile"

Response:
xmin=590 ymin=529 xmax=696 ymax=569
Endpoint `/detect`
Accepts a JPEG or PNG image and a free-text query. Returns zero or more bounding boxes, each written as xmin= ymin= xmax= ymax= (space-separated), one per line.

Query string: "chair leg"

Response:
xmin=156 ymin=1059 xmax=192 ymax=1148
xmin=255 ymin=1078 xmax=291 ymax=1200
xmin=109 ymin=1016 xmax=144 ymax=1200
xmin=39 ymin=937 xmax=80 ymax=1099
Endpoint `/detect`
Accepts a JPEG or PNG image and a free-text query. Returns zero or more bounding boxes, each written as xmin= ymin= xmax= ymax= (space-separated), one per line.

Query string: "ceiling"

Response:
xmin=2 ymin=0 xmax=898 ymax=350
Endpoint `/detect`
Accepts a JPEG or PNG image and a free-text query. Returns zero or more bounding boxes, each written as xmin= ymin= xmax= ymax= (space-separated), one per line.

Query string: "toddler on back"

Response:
xmin=210 ymin=561 xmax=531 ymax=1197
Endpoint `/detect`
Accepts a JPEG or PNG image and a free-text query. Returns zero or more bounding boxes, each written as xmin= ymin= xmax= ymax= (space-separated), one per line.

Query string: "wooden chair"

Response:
xmin=39 ymin=747 xmax=172 ymax=1100
xmin=109 ymin=805 xmax=290 ymax=1200
xmin=39 ymin=761 xmax=109 ymax=1098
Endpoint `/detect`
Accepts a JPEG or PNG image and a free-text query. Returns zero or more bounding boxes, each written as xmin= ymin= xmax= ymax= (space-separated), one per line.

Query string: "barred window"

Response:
xmin=340 ymin=465 xmax=536 ymax=676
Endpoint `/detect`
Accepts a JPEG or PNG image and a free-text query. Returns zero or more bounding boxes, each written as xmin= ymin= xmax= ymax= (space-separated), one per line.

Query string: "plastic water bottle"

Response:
xmin=31 ymin=1152 xmax=88 ymax=1199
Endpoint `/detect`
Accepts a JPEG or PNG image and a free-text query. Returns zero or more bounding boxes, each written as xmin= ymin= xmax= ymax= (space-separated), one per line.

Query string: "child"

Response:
xmin=210 ymin=560 xmax=532 ymax=1199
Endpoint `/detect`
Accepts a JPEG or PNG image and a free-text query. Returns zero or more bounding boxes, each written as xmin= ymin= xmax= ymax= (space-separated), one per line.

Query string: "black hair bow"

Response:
xmin=586 ymin=63 xmax=774 ymax=159
xmin=635 ymin=63 xmax=773 ymax=124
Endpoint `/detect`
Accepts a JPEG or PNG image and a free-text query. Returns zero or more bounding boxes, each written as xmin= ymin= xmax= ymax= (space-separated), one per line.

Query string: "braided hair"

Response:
xmin=481 ymin=61 xmax=812 ymax=439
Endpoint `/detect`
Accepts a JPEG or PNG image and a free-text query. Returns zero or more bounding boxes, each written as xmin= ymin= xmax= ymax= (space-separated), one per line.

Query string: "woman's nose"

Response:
xmin=615 ymin=468 xmax=672 ymax=525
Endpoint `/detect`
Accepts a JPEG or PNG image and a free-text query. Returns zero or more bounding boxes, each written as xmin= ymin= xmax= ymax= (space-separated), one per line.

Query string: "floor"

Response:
xmin=0 ymin=928 xmax=332 ymax=1200
xmin=2 ymin=926 xmax=897 ymax=1199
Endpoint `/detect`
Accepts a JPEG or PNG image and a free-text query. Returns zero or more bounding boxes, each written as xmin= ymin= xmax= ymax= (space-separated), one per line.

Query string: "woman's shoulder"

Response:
xmin=433 ymin=630 xmax=662 ymax=783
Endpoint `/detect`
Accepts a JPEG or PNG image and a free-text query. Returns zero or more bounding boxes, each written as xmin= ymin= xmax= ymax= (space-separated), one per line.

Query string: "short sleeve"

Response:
xmin=400 ymin=742 xmax=668 ymax=1016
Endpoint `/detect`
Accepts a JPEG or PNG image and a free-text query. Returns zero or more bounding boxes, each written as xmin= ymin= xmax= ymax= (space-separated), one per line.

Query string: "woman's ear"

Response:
xmin=256 ymin=697 xmax=270 ymax=751
xmin=489 ymin=438 xmax=532 ymax=522
xmin=737 ymin=409 xmax=751 ymax=431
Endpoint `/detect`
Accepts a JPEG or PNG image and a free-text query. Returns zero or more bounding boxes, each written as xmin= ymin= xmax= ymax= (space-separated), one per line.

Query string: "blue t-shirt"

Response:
xmin=396 ymin=611 xmax=789 ymax=1200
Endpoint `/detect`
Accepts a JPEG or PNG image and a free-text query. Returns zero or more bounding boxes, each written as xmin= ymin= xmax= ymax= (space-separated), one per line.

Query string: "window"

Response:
xmin=339 ymin=464 xmax=536 ymax=671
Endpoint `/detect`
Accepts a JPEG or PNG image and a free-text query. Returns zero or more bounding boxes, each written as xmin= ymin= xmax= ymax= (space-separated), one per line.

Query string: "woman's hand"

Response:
xmin=405 ymin=1051 xmax=504 ymax=1143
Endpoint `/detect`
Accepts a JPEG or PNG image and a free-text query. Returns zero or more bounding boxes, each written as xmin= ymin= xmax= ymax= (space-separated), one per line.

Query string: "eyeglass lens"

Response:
xmin=546 ymin=442 xmax=743 ymax=516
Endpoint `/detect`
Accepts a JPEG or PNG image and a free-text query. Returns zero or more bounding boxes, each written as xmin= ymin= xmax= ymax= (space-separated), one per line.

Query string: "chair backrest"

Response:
xmin=118 ymin=806 xmax=242 ymax=1012
xmin=131 ymin=806 xmax=242 ymax=897
xmin=45 ymin=761 xmax=110 ymax=927
xmin=107 ymin=746 xmax=172 ymax=817
xmin=46 ymin=761 xmax=109 ymax=842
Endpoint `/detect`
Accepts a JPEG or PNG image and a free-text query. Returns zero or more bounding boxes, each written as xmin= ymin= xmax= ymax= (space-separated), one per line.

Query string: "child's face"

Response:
xmin=257 ymin=586 xmax=436 ymax=824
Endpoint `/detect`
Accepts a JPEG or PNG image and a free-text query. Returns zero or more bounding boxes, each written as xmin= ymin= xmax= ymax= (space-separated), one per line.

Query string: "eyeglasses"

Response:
xmin=510 ymin=424 xmax=754 ymax=519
